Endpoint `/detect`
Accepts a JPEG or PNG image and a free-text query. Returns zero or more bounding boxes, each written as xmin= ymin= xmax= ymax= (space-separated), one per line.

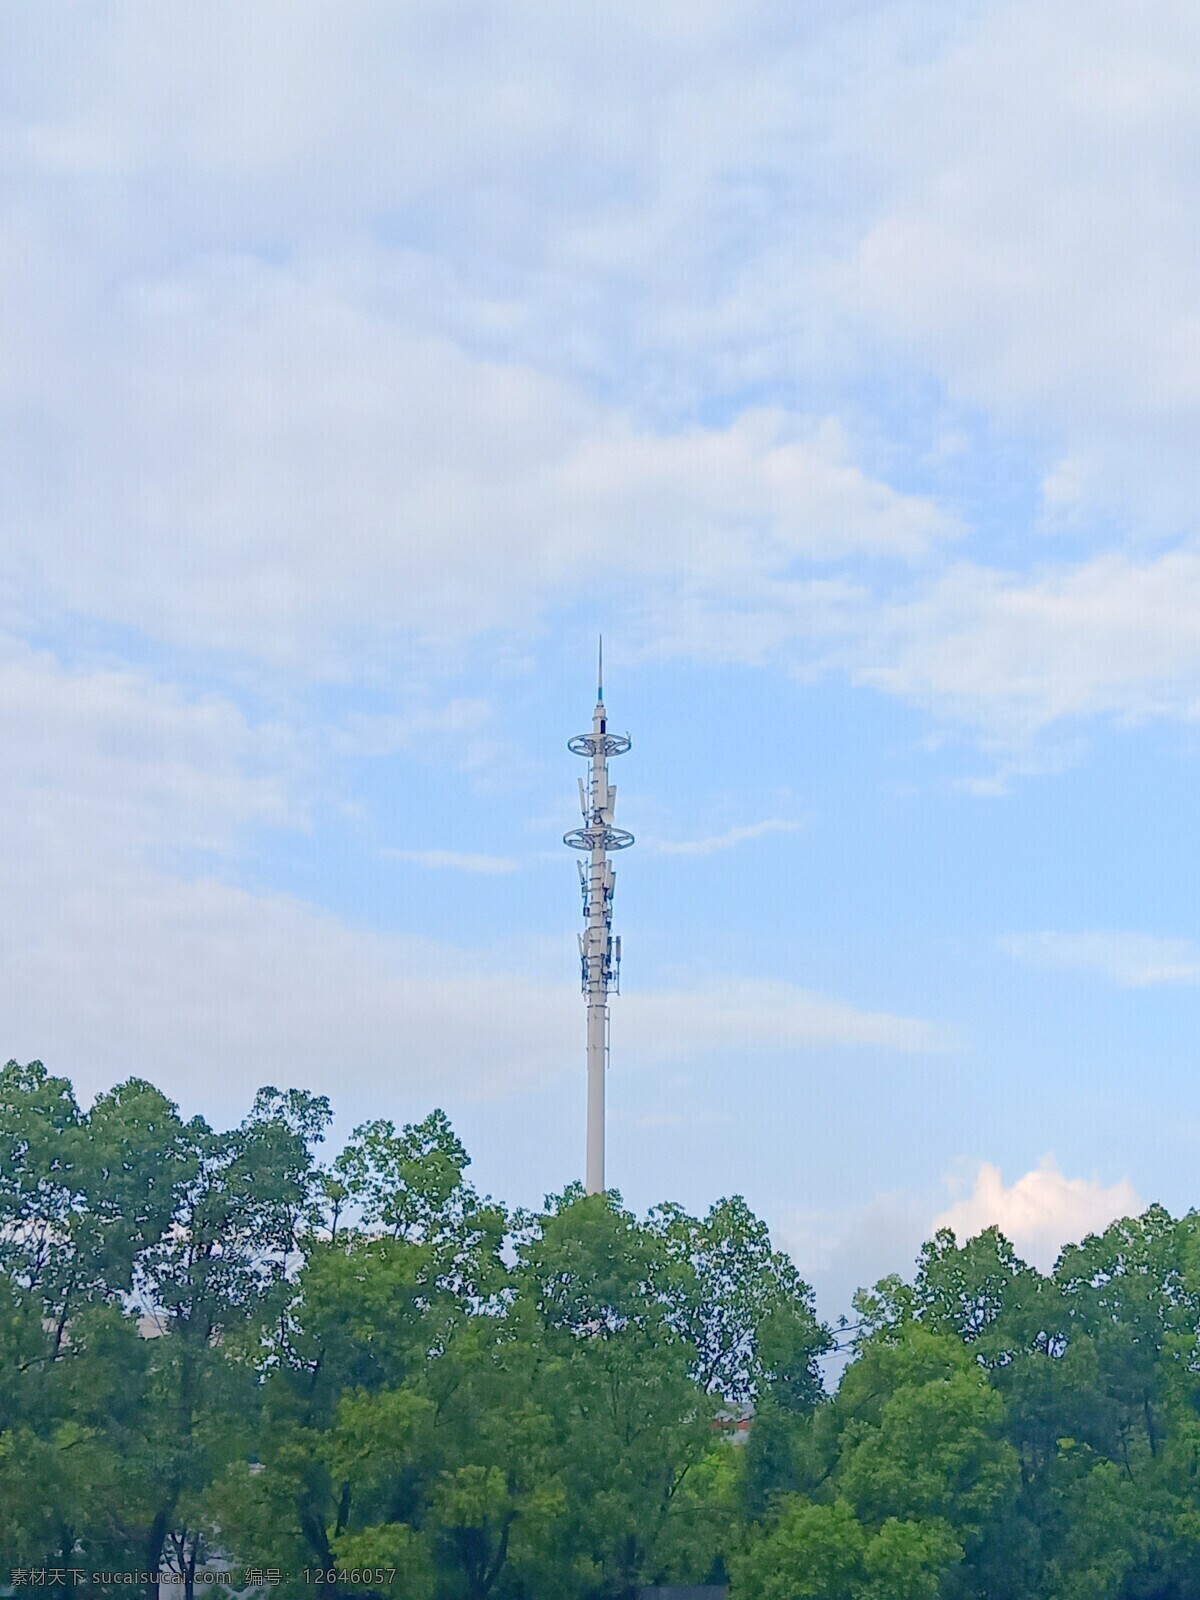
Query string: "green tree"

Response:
xmin=648 ymin=1195 xmax=829 ymax=1407
xmin=508 ymin=1190 xmax=716 ymax=1597
xmin=730 ymin=1498 xmax=866 ymax=1600
xmin=212 ymin=1108 xmax=505 ymax=1596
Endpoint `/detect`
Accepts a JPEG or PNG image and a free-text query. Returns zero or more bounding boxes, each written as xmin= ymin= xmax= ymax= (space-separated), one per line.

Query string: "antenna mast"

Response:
xmin=564 ymin=638 xmax=633 ymax=1195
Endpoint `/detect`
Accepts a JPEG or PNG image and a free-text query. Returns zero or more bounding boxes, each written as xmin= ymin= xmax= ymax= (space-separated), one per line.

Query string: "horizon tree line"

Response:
xmin=3 ymin=1057 xmax=1200 ymax=1600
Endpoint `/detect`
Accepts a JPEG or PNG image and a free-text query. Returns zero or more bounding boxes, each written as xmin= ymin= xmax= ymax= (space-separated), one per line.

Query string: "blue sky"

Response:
xmin=5 ymin=0 xmax=1200 ymax=1320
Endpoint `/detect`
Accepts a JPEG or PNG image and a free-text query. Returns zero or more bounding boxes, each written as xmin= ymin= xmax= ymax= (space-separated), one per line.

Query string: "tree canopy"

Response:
xmin=3 ymin=1060 xmax=1200 ymax=1600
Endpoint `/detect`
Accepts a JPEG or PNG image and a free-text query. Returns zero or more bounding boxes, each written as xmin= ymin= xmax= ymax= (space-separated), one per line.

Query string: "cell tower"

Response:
xmin=564 ymin=640 xmax=633 ymax=1195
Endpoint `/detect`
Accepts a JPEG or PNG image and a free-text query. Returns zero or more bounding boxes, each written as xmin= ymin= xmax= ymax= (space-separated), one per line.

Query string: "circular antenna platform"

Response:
xmin=563 ymin=825 xmax=635 ymax=852
xmin=568 ymin=732 xmax=631 ymax=758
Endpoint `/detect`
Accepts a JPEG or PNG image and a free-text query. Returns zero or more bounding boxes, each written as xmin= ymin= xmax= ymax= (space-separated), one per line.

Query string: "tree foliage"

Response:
xmin=6 ymin=1062 xmax=1200 ymax=1600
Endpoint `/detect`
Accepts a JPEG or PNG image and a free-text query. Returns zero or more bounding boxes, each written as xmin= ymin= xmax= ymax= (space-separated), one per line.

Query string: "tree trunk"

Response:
xmin=145 ymin=1508 xmax=169 ymax=1600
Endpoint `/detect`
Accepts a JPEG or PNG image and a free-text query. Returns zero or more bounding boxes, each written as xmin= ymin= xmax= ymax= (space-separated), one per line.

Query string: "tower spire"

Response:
xmin=565 ymin=648 xmax=633 ymax=1195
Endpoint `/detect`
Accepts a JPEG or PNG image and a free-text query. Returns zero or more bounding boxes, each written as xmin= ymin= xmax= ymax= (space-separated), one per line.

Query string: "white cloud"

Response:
xmin=16 ymin=0 xmax=1200 ymax=759
xmin=784 ymin=1155 xmax=1145 ymax=1332
xmin=1 ymin=867 xmax=575 ymax=1115
xmin=850 ymin=0 xmax=1200 ymax=535
xmin=330 ymin=701 xmax=492 ymax=758
xmin=0 ymin=635 xmax=296 ymax=859
xmin=649 ymin=818 xmax=804 ymax=856
xmin=0 ymin=2 xmax=964 ymax=670
xmin=622 ymin=979 xmax=954 ymax=1059
xmin=2 ymin=867 xmax=950 ymax=1130
xmin=1001 ymin=930 xmax=1200 ymax=987
xmin=933 ymin=1157 xmax=1143 ymax=1271
xmin=385 ymin=849 xmax=519 ymax=874
xmin=9 ymin=0 xmax=1200 ymax=742
xmin=850 ymin=551 xmax=1200 ymax=740
xmin=11 ymin=262 xmax=952 ymax=661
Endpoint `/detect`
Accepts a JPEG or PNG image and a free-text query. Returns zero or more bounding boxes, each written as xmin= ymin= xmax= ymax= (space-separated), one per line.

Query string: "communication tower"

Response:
xmin=564 ymin=640 xmax=633 ymax=1195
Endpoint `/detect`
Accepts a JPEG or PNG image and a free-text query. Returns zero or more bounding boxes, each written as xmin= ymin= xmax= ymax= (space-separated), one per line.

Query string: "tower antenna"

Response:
xmin=564 ymin=639 xmax=633 ymax=1195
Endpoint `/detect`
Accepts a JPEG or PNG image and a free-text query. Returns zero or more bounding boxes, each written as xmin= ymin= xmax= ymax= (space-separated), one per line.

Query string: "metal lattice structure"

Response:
xmin=564 ymin=641 xmax=633 ymax=1194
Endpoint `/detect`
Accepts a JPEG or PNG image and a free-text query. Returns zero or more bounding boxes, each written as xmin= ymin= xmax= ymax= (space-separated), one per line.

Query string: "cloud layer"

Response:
xmin=789 ymin=1154 xmax=1146 ymax=1330
xmin=5 ymin=1 xmax=1200 ymax=750
xmin=933 ymin=1158 xmax=1143 ymax=1271
xmin=1001 ymin=930 xmax=1200 ymax=987
xmin=852 ymin=0 xmax=1200 ymax=534
xmin=648 ymin=818 xmax=804 ymax=856
xmin=3 ymin=866 xmax=947 ymax=1123
xmin=385 ymin=850 xmax=520 ymax=875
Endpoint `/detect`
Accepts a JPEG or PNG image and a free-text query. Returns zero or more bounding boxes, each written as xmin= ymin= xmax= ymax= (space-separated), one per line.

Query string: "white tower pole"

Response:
xmin=565 ymin=640 xmax=633 ymax=1195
